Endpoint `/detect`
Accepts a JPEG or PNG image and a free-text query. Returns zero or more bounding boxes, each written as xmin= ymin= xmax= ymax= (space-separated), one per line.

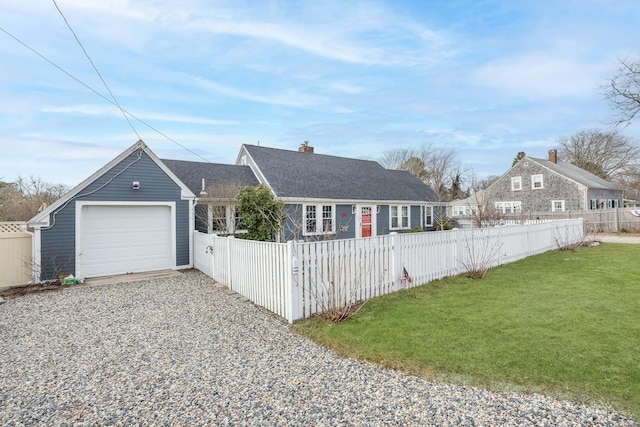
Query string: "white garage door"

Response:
xmin=80 ymin=205 xmax=173 ymax=278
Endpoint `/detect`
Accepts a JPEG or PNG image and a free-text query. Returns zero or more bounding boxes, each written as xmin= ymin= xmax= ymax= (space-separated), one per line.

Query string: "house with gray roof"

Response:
xmin=450 ymin=149 xmax=624 ymax=218
xmin=28 ymin=140 xmax=439 ymax=281
xmin=237 ymin=142 xmax=440 ymax=240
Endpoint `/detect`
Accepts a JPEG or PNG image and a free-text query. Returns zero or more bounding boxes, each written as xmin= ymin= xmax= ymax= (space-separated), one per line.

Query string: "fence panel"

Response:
xmin=195 ymin=219 xmax=584 ymax=323
xmin=0 ymin=222 xmax=32 ymax=288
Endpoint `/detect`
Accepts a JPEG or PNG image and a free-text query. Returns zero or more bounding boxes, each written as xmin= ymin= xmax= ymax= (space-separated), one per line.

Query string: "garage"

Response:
xmin=78 ymin=203 xmax=174 ymax=278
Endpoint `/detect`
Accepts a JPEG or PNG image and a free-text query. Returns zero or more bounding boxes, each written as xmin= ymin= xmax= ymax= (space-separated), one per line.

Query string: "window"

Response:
xmin=210 ymin=206 xmax=227 ymax=233
xmin=511 ymin=176 xmax=522 ymax=191
xmin=234 ymin=208 xmax=243 ymax=230
xmin=322 ymin=205 xmax=333 ymax=232
xmin=590 ymin=199 xmax=597 ymax=210
xmin=531 ymin=174 xmax=544 ymax=189
xmin=495 ymin=201 xmax=522 ymax=214
xmin=551 ymin=200 xmax=565 ymax=212
xmin=304 ymin=204 xmax=335 ymax=235
xmin=390 ymin=205 xmax=410 ymax=229
xmin=425 ymin=206 xmax=433 ymax=226
xmin=305 ymin=205 xmax=317 ymax=233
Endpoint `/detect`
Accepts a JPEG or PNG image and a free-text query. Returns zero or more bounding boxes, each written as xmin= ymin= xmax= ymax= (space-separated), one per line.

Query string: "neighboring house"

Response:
xmin=28 ymin=140 xmax=439 ymax=281
xmin=450 ymin=149 xmax=624 ymax=217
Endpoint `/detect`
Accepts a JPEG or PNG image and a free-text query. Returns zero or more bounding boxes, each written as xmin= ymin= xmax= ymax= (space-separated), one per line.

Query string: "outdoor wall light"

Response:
xmin=132 ymin=181 xmax=141 ymax=190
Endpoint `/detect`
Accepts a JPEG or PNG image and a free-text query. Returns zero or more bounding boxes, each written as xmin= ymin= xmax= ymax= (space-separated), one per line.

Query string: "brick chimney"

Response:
xmin=298 ymin=141 xmax=314 ymax=153
xmin=548 ymin=149 xmax=558 ymax=164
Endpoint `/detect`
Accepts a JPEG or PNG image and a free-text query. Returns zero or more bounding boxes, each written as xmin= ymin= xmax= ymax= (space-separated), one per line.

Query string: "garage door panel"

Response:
xmin=80 ymin=205 xmax=173 ymax=278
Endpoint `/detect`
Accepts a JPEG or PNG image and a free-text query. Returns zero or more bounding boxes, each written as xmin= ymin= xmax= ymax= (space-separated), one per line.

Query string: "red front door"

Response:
xmin=361 ymin=207 xmax=372 ymax=237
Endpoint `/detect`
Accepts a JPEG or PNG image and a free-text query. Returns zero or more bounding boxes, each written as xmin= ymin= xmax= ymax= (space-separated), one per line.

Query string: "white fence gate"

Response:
xmin=194 ymin=218 xmax=584 ymax=323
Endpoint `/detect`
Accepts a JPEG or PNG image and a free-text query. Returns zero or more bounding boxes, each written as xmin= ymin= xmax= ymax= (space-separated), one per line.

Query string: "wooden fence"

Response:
xmin=0 ymin=222 xmax=32 ymax=289
xmin=194 ymin=218 xmax=584 ymax=323
xmin=496 ymin=208 xmax=640 ymax=232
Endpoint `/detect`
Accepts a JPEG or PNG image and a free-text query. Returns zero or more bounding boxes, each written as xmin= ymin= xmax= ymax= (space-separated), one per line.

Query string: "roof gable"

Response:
xmin=28 ymin=140 xmax=195 ymax=226
xmin=240 ymin=144 xmax=439 ymax=202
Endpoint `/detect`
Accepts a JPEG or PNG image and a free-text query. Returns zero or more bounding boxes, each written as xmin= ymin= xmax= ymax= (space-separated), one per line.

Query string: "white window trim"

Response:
xmin=303 ymin=204 xmax=336 ymax=236
xmin=511 ymin=176 xmax=522 ymax=191
xmin=207 ymin=204 xmax=246 ymax=235
xmin=531 ymin=174 xmax=544 ymax=189
xmin=390 ymin=205 xmax=411 ymax=230
xmin=494 ymin=201 xmax=522 ymax=214
xmin=551 ymin=200 xmax=565 ymax=212
xmin=425 ymin=206 xmax=433 ymax=226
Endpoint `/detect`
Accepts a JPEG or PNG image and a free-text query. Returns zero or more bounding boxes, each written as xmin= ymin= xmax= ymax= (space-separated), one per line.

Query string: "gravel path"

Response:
xmin=0 ymin=270 xmax=635 ymax=426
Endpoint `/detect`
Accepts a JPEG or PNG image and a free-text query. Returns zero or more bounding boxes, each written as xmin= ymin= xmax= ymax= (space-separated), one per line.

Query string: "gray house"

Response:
xmin=451 ymin=149 xmax=624 ymax=216
xmin=236 ymin=143 xmax=440 ymax=240
xmin=28 ymin=140 xmax=439 ymax=281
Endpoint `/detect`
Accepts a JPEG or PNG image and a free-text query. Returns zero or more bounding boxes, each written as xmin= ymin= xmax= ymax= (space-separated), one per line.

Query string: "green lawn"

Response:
xmin=293 ymin=243 xmax=640 ymax=420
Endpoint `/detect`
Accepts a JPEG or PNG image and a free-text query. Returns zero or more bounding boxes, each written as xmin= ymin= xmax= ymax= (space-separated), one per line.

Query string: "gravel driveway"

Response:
xmin=0 ymin=270 xmax=635 ymax=426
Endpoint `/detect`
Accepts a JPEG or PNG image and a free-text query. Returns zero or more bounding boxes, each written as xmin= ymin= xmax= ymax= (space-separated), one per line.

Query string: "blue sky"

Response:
xmin=1 ymin=0 xmax=639 ymax=187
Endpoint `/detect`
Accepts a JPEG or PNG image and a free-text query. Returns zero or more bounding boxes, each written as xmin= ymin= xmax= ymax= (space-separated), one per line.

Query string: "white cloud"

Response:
xmin=41 ymin=104 xmax=238 ymax=125
xmin=470 ymin=50 xmax=607 ymax=99
xmin=188 ymin=75 xmax=325 ymax=108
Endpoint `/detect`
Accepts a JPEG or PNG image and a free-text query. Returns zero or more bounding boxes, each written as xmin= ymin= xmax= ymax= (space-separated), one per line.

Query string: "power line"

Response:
xmin=0 ymin=26 xmax=212 ymax=163
xmin=52 ymin=0 xmax=140 ymax=141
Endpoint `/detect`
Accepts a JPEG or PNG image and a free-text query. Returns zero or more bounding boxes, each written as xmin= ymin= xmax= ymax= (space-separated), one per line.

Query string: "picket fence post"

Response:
xmin=390 ymin=232 xmax=401 ymax=291
xmin=226 ymin=236 xmax=233 ymax=289
xmin=286 ymin=240 xmax=303 ymax=323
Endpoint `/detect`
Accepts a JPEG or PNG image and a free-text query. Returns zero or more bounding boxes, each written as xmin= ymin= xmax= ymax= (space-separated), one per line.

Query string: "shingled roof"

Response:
xmin=162 ymin=159 xmax=259 ymax=195
xmin=528 ymin=157 xmax=621 ymax=190
xmin=241 ymin=144 xmax=439 ymax=202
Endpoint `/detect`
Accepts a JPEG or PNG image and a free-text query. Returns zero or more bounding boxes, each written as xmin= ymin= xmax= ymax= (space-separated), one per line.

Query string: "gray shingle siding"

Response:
xmin=485 ymin=157 xmax=623 ymax=212
xmin=39 ymin=151 xmax=190 ymax=279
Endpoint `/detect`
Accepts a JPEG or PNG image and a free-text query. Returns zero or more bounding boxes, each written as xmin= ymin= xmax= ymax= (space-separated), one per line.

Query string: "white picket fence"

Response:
xmin=194 ymin=218 xmax=584 ymax=323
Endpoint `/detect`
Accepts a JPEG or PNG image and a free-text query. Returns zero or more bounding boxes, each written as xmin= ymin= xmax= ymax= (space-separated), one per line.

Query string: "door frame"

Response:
xmin=75 ymin=201 xmax=176 ymax=280
xmin=356 ymin=204 xmax=377 ymax=238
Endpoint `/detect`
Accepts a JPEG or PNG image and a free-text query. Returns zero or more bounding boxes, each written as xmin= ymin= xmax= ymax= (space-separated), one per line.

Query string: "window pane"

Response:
xmin=234 ymin=208 xmax=242 ymax=230
xmin=211 ymin=206 xmax=226 ymax=232
xmin=322 ymin=205 xmax=333 ymax=232
xmin=401 ymin=206 xmax=409 ymax=228
xmin=391 ymin=206 xmax=398 ymax=228
xmin=306 ymin=205 xmax=316 ymax=233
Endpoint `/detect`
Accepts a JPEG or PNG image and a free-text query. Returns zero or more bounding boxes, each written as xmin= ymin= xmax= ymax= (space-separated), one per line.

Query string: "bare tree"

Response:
xmin=0 ymin=176 xmax=67 ymax=221
xmin=604 ymin=55 xmax=640 ymax=126
xmin=557 ymin=129 xmax=640 ymax=180
xmin=195 ymin=181 xmax=242 ymax=235
xmin=379 ymin=144 xmax=470 ymax=199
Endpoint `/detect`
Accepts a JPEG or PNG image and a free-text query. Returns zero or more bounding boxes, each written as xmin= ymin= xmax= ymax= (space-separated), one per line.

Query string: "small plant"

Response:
xmin=459 ymin=229 xmax=503 ymax=279
xmin=554 ymin=223 xmax=588 ymax=251
xmin=305 ymin=245 xmax=380 ymax=323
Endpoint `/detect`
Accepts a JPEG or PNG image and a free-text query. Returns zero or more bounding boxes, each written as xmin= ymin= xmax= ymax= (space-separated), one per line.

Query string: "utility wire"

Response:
xmin=0 ymin=26 xmax=212 ymax=163
xmin=52 ymin=0 xmax=140 ymax=141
